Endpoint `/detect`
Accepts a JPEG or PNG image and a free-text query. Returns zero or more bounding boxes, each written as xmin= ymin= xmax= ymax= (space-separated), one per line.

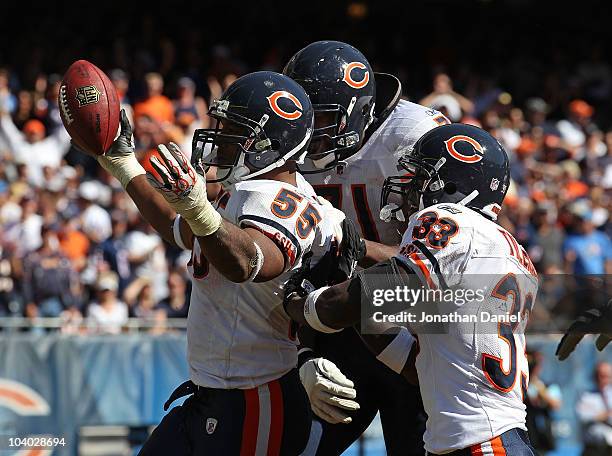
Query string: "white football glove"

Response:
xmin=300 ymin=358 xmax=360 ymax=424
xmin=147 ymin=142 xmax=221 ymax=237
xmin=97 ymin=109 xmax=146 ymax=188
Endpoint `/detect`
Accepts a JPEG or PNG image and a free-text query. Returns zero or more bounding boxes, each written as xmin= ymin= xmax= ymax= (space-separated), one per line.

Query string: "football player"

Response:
xmin=282 ymin=41 xmax=449 ymax=454
xmin=90 ymin=71 xmax=353 ymax=455
xmin=284 ymin=124 xmax=540 ymax=455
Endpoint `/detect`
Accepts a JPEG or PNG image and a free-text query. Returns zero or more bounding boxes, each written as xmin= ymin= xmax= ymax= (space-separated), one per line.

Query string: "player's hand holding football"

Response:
xmin=147 ymin=141 xmax=221 ymax=237
xmin=96 ymin=109 xmax=147 ymax=189
xmin=300 ymin=357 xmax=360 ymax=424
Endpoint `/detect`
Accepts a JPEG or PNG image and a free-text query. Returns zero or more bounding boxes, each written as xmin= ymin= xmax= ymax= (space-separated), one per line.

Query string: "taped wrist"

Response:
xmin=304 ymin=286 xmax=342 ymax=334
xmin=376 ymin=327 xmax=415 ymax=374
xmin=97 ymin=154 xmax=145 ymax=189
xmin=182 ymin=200 xmax=222 ymax=237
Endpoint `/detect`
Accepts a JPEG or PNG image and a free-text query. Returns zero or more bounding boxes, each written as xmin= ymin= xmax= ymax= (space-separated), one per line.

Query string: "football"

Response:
xmin=58 ymin=59 xmax=120 ymax=155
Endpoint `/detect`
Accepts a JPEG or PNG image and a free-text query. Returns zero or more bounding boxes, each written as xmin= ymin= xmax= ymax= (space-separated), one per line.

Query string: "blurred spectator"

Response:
xmin=529 ymin=204 xmax=564 ymax=273
xmin=41 ymin=74 xmax=63 ymax=134
xmin=129 ymin=281 xmax=158 ymax=319
xmin=580 ymin=130 xmax=608 ymax=183
xmin=0 ymin=105 xmax=70 ymax=186
xmin=557 ymin=100 xmax=596 ymax=149
xmin=123 ymin=277 xmax=167 ymax=333
xmin=124 ymin=227 xmax=168 ymax=302
xmin=12 ymin=90 xmax=35 ymax=130
xmin=110 ymin=69 xmax=133 ymax=122
xmin=420 ymin=73 xmax=474 ymax=121
xmin=563 ymin=201 xmax=612 ymax=275
xmin=3 ymin=196 xmax=43 ymax=255
xmin=133 ymin=115 xmax=168 ymax=153
xmin=0 ymin=243 xmax=18 ymax=317
xmin=133 ymin=72 xmax=174 ymax=124
xmin=59 ymin=306 xmax=83 ymax=334
xmin=78 ymin=181 xmax=112 ymax=244
xmin=560 ymin=160 xmax=589 ymax=200
xmin=100 ymin=210 xmax=131 ymax=293
xmin=156 ymin=270 xmax=190 ymax=318
xmin=21 ymin=224 xmax=81 ymax=318
xmin=58 ymin=212 xmax=90 ymax=272
xmin=173 ymin=76 xmax=209 ymax=155
xmin=525 ymin=98 xmax=561 ymax=140
xmin=600 ymin=132 xmax=612 ymax=189
xmin=590 ymin=188 xmax=610 ymax=230
xmin=525 ymin=350 xmax=562 ymax=453
xmin=87 ymin=272 xmax=128 ymax=334
xmin=0 ymin=69 xmax=16 ymax=114
xmin=576 ymin=362 xmax=612 ymax=455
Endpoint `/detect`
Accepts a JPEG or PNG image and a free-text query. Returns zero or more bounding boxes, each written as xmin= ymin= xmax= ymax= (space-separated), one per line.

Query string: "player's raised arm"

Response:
xmin=146 ymin=141 xmax=288 ymax=283
xmin=97 ymin=112 xmax=283 ymax=283
xmin=94 ymin=110 xmax=178 ymax=245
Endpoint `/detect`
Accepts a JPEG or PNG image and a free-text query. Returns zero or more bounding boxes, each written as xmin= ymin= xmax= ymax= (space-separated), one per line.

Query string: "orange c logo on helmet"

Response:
xmin=343 ymin=62 xmax=370 ymax=89
xmin=444 ymin=135 xmax=484 ymax=163
xmin=266 ymin=91 xmax=303 ymax=120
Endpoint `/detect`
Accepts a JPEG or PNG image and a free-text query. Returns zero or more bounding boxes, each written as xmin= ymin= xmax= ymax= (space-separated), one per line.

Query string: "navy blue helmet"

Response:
xmin=192 ymin=71 xmax=314 ymax=184
xmin=381 ymin=124 xmax=511 ymax=220
xmin=283 ymin=41 xmax=375 ymax=173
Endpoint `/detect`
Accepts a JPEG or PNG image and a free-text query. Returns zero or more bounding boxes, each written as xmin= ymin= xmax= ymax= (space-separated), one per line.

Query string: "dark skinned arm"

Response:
xmin=285 ymin=261 xmax=418 ymax=383
xmin=125 ymin=176 xmax=285 ymax=283
xmin=361 ymin=240 xmax=399 ymax=267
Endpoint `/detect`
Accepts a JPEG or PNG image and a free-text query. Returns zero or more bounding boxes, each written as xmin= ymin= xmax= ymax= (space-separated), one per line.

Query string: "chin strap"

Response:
xmin=458 ymin=190 xmax=479 ymax=206
xmin=379 ymin=203 xmax=405 ymax=223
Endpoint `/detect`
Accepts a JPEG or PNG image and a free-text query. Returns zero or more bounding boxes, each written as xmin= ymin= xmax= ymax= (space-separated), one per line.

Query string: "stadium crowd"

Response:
xmin=0 ymin=3 xmax=611 ymax=334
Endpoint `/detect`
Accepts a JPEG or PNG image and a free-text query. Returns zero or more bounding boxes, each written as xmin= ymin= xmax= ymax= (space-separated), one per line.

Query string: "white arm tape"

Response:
xmin=303 ymin=286 xmax=342 ymax=334
xmin=376 ymin=327 xmax=416 ymax=374
xmin=245 ymin=242 xmax=264 ymax=282
xmin=173 ymin=215 xmax=188 ymax=250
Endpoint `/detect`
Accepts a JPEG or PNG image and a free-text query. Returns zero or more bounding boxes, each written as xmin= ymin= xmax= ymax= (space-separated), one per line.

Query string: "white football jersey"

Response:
xmin=394 ymin=203 xmax=538 ymax=454
xmin=305 ymin=99 xmax=448 ymax=245
xmin=187 ymin=175 xmax=341 ymax=389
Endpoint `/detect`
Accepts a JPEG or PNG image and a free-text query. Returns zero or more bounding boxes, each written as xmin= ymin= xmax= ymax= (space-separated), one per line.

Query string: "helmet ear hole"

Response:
xmin=270 ymin=139 xmax=281 ymax=151
xmin=444 ymin=181 xmax=457 ymax=195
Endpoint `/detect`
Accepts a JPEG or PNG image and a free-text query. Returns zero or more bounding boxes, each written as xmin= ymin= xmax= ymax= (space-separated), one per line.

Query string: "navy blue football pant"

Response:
xmin=426 ymin=428 xmax=537 ymax=456
xmin=138 ymin=369 xmax=311 ymax=456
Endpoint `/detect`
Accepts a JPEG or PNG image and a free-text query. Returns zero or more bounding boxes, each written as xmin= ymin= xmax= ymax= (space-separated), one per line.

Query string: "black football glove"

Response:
xmin=282 ymin=217 xmax=366 ymax=312
xmin=556 ymin=302 xmax=612 ymax=361
xmin=336 ymin=216 xmax=367 ymax=282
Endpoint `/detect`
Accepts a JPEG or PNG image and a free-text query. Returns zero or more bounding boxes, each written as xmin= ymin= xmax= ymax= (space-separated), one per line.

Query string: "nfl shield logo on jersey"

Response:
xmin=205 ymin=417 xmax=218 ymax=434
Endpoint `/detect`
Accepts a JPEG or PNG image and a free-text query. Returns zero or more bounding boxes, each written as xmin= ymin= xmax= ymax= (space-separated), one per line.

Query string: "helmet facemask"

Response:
xmin=380 ymin=155 xmax=445 ymax=222
xmin=191 ymin=102 xmax=275 ymax=185
xmin=299 ymin=99 xmax=374 ymax=174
